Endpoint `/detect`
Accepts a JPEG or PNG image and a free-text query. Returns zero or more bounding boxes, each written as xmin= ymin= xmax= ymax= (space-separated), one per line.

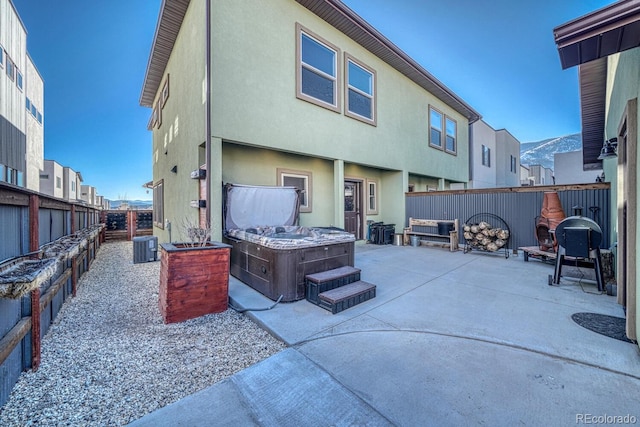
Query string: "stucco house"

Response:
xmin=469 ymin=120 xmax=521 ymax=188
xmin=140 ymin=0 xmax=480 ymax=242
xmin=554 ymin=0 xmax=640 ymax=345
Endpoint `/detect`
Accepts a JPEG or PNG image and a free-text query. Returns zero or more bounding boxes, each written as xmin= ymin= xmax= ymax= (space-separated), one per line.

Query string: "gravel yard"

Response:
xmin=0 ymin=241 xmax=286 ymax=426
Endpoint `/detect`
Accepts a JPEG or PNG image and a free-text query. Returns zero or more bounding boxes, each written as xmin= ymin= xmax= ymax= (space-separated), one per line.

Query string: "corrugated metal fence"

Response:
xmin=405 ymin=183 xmax=611 ymax=250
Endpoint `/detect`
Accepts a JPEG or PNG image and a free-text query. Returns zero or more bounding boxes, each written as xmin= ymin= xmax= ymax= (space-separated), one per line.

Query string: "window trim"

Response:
xmin=6 ymin=58 xmax=15 ymax=81
xmin=277 ymin=168 xmax=312 ymax=213
xmin=345 ymin=53 xmax=376 ymax=126
xmin=482 ymin=145 xmax=491 ymax=167
xmin=429 ymin=106 xmax=444 ymax=150
xmin=366 ymin=178 xmax=378 ymax=215
xmin=444 ymin=116 xmax=457 ymax=155
xmin=296 ymin=23 xmax=341 ymax=113
xmin=153 ymin=180 xmax=165 ymax=229
xmin=162 ymin=74 xmax=170 ymax=107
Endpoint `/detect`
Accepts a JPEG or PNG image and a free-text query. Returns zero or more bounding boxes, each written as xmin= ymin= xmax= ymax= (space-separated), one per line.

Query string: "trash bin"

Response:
xmin=410 ymin=235 xmax=421 ymax=247
xmin=379 ymin=224 xmax=395 ymax=245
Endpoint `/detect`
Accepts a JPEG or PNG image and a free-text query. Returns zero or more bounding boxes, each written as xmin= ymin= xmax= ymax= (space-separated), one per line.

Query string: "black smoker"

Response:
xmin=550 ymin=208 xmax=605 ymax=292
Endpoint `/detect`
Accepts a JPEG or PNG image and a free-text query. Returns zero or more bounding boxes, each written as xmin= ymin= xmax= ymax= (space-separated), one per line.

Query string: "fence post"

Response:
xmin=28 ymin=194 xmax=41 ymax=371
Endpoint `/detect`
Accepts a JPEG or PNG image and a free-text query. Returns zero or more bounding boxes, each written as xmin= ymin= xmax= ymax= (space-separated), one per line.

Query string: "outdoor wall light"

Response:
xmin=170 ymin=165 xmax=178 ymax=173
xmin=597 ymin=137 xmax=618 ymax=160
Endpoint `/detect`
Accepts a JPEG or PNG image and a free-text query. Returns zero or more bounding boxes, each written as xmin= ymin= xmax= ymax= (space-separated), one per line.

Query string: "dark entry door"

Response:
xmin=344 ymin=181 xmax=361 ymax=239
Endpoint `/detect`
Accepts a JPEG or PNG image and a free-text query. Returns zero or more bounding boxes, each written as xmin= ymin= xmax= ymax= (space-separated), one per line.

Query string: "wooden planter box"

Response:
xmin=159 ymin=242 xmax=231 ymax=324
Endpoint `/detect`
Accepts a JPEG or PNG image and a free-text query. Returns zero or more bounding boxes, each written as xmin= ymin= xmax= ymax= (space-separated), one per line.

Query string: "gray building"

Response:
xmin=0 ymin=0 xmax=44 ymax=191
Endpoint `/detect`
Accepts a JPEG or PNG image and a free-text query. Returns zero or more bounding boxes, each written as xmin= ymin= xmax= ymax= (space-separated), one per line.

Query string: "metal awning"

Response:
xmin=554 ymin=0 xmax=640 ymax=169
xmin=554 ymin=0 xmax=640 ymax=70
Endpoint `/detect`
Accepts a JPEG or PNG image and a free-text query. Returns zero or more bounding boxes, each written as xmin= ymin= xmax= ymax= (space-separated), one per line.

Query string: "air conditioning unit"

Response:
xmin=133 ymin=236 xmax=158 ymax=263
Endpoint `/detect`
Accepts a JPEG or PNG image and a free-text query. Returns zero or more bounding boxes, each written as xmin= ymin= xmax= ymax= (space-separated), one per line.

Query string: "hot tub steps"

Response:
xmin=318 ymin=281 xmax=376 ymax=314
xmin=305 ymin=266 xmax=361 ymax=304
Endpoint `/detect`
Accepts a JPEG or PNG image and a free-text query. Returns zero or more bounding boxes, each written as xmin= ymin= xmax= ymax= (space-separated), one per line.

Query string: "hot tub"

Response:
xmin=223 ymin=184 xmax=355 ymax=302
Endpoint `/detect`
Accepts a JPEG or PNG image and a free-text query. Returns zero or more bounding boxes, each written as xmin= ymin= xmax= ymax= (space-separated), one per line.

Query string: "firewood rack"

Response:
xmin=463 ymin=213 xmax=511 ymax=259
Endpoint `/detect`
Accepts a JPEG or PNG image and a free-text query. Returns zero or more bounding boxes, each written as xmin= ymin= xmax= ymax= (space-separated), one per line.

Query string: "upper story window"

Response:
xmin=445 ymin=117 xmax=457 ymax=154
xmin=6 ymin=58 xmax=15 ymax=81
xmin=345 ymin=54 xmax=376 ymax=125
xmin=482 ymin=145 xmax=491 ymax=167
xmin=296 ymin=24 xmax=340 ymax=113
xmin=429 ymin=107 xmax=443 ymax=149
xmin=16 ymin=71 xmax=23 ymax=91
xmin=56 ymin=176 xmax=62 ymax=189
xmin=26 ymin=97 xmax=31 ymax=111
xmin=0 ymin=48 xmax=4 ymax=68
xmin=510 ymin=155 xmax=517 ymax=173
xmin=37 ymin=111 xmax=43 ymax=124
xmin=31 ymin=104 xmax=36 ymax=116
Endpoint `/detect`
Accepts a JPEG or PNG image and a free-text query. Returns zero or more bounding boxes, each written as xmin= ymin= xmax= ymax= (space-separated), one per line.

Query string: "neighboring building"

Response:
xmin=525 ymin=164 xmax=554 ymax=186
xmin=62 ymin=166 xmax=81 ymax=202
xmin=39 ymin=159 xmax=64 ymax=199
xmin=469 ymin=120 xmax=521 ymax=188
xmin=0 ymin=0 xmax=44 ymax=191
xmin=80 ymin=185 xmax=96 ymax=207
xmin=469 ymin=120 xmax=496 ymax=188
xmin=553 ymin=150 xmax=603 ymax=184
xmin=495 ymin=129 xmax=521 ymax=187
xmin=140 ymin=0 xmax=480 ymax=241
xmin=25 ymin=54 xmax=44 ymax=191
xmin=520 ymin=165 xmax=534 ymax=186
xmin=554 ymin=0 xmax=640 ymax=346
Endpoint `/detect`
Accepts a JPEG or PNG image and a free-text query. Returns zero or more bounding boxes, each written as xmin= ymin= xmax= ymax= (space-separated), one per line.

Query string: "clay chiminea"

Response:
xmin=535 ymin=192 xmax=565 ymax=252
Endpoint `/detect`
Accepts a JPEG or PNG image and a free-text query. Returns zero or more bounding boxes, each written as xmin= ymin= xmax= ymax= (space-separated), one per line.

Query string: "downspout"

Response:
xmin=205 ymin=0 xmax=212 ymax=228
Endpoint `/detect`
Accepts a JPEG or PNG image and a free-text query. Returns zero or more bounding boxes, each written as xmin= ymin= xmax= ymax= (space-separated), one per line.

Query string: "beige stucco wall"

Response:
xmin=604 ymin=48 xmax=640 ymax=343
xmin=149 ymin=0 xmax=474 ymax=241
xmin=208 ymin=0 xmax=470 ymax=235
xmin=210 ymin=0 xmax=469 ymax=178
xmin=149 ymin=0 xmax=207 ymax=243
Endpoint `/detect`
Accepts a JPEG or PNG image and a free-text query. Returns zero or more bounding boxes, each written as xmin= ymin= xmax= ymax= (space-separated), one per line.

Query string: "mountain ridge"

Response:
xmin=520 ymin=133 xmax=582 ymax=170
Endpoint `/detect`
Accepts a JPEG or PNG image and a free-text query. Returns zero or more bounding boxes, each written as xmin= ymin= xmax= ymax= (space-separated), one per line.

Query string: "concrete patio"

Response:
xmin=130 ymin=242 xmax=640 ymax=426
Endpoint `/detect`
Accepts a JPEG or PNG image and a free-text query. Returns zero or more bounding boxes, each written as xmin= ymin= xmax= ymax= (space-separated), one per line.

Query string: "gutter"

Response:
xmin=205 ymin=0 xmax=211 ymax=227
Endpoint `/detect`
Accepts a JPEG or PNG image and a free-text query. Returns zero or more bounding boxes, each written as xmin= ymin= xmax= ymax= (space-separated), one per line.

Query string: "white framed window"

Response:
xmin=482 ymin=145 xmax=491 ymax=167
xmin=429 ymin=107 xmax=443 ymax=149
xmin=56 ymin=176 xmax=62 ymax=189
xmin=345 ymin=54 xmax=376 ymax=125
xmin=445 ymin=117 xmax=457 ymax=154
xmin=366 ymin=179 xmax=378 ymax=214
xmin=296 ymin=23 xmax=340 ymax=113
xmin=278 ymin=168 xmax=312 ymax=213
xmin=162 ymin=74 xmax=170 ymax=107
xmin=0 ymin=48 xmax=4 ymax=68
xmin=26 ymin=97 xmax=31 ymax=111
xmin=16 ymin=70 xmax=23 ymax=91
xmin=153 ymin=180 xmax=164 ymax=229
xmin=37 ymin=111 xmax=42 ymax=124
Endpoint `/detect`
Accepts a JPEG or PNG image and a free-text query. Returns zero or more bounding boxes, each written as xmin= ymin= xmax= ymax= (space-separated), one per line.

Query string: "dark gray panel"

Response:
xmin=406 ymin=187 xmax=611 ymax=250
xmin=0 ymin=205 xmax=26 ymax=261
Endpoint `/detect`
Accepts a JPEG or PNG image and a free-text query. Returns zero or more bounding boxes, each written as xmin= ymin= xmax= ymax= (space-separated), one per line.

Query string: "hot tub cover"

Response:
xmin=223 ymin=183 xmax=300 ymax=231
xmin=223 ymin=183 xmax=355 ymax=248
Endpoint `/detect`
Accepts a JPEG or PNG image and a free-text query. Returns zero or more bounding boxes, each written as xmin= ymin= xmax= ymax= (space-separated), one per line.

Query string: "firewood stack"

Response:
xmin=463 ymin=221 xmax=510 ymax=252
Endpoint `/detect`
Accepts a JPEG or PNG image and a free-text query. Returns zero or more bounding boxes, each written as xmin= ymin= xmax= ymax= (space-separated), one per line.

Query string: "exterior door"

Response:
xmin=344 ymin=181 xmax=361 ymax=239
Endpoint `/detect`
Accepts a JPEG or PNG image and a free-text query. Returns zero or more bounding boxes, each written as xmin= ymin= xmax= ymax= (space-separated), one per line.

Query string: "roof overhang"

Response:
xmin=554 ymin=0 xmax=640 ymax=169
xmin=139 ymin=0 xmax=190 ymax=107
xmin=140 ymin=0 xmax=480 ymax=123
xmin=554 ymin=0 xmax=640 ymax=70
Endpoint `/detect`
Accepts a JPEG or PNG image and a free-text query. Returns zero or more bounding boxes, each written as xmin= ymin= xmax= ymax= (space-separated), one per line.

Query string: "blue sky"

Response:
xmin=14 ymin=0 xmax=613 ymax=201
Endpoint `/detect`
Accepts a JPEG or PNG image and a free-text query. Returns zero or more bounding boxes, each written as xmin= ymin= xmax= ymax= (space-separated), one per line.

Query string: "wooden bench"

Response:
xmin=403 ymin=218 xmax=459 ymax=251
